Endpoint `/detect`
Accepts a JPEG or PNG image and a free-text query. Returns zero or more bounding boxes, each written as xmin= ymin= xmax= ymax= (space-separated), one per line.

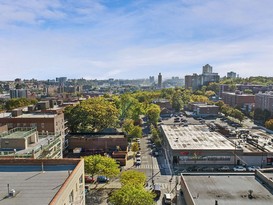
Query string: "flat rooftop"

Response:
xmin=69 ymin=134 xmax=125 ymax=139
xmin=0 ymin=164 xmax=76 ymax=205
xmin=182 ymin=174 xmax=273 ymax=205
xmin=161 ymin=124 xmax=235 ymax=150
xmin=2 ymin=131 xmax=28 ymax=139
xmin=0 ymin=112 xmax=57 ymax=119
xmin=15 ymin=113 xmax=57 ymax=118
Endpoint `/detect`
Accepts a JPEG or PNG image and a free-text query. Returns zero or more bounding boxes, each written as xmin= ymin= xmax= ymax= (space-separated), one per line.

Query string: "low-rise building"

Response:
xmin=0 ymin=127 xmax=62 ymax=159
xmin=161 ymin=124 xmax=239 ymax=166
xmin=66 ymin=133 xmax=128 ymax=155
xmin=0 ymin=158 xmax=85 ymax=205
xmin=188 ymin=103 xmax=219 ymax=117
xmin=180 ymin=170 xmax=273 ymax=205
xmin=222 ymin=91 xmax=255 ymax=111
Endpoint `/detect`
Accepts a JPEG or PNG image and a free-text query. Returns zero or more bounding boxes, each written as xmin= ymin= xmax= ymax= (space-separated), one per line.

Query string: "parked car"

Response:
xmin=233 ymin=166 xmax=246 ymax=171
xmin=136 ymin=152 xmax=141 ymax=158
xmin=202 ymin=167 xmax=214 ymax=172
xmin=218 ymin=166 xmax=231 ymax=171
xmin=163 ymin=193 xmax=172 ymax=204
xmin=136 ymin=158 xmax=141 ymax=165
xmin=153 ymin=151 xmax=159 ymax=157
xmin=174 ymin=118 xmax=180 ymax=122
xmin=85 ymin=176 xmax=95 ymax=183
xmin=247 ymin=166 xmax=261 ymax=171
xmin=97 ymin=176 xmax=109 ymax=183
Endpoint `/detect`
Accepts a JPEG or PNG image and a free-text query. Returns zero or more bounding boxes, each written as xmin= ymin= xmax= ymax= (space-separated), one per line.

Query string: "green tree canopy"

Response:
xmin=146 ymin=104 xmax=160 ymax=125
xmin=171 ymin=89 xmax=183 ymax=112
xmin=84 ymin=155 xmax=120 ymax=178
xmin=131 ymin=142 xmax=139 ymax=153
xmin=109 ymin=184 xmax=155 ymax=205
xmin=5 ymin=98 xmax=37 ymax=111
xmin=120 ymin=170 xmax=146 ymax=187
xmin=122 ymin=119 xmax=135 ymax=134
xmin=128 ymin=126 xmax=142 ymax=139
xmin=64 ymin=97 xmax=119 ymax=132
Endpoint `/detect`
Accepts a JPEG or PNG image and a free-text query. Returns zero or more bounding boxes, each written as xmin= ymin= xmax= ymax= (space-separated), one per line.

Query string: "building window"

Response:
xmin=79 ymin=174 xmax=83 ymax=184
xmin=69 ymin=190 xmax=74 ymax=203
xmin=41 ymin=123 xmax=45 ymax=128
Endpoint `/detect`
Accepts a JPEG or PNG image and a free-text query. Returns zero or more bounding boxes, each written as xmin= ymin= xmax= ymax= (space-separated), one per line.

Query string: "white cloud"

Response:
xmin=0 ymin=0 xmax=273 ymax=80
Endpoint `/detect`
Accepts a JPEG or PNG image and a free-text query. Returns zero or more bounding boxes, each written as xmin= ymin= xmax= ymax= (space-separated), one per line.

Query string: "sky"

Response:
xmin=0 ymin=0 xmax=273 ymax=80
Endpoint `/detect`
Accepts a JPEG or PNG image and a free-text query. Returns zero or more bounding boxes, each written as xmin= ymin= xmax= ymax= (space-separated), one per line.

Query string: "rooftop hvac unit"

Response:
xmin=9 ymin=189 xmax=16 ymax=197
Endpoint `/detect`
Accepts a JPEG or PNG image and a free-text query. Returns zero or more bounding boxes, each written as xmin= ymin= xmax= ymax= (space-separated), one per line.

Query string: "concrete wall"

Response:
xmin=180 ymin=175 xmax=196 ymax=205
xmin=255 ymin=169 xmax=273 ymax=190
xmin=50 ymin=159 xmax=85 ymax=205
xmin=1 ymin=138 xmax=26 ymax=149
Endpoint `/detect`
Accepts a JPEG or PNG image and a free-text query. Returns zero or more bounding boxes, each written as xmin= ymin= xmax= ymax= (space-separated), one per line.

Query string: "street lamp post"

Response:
xmin=234 ymin=142 xmax=237 ymax=166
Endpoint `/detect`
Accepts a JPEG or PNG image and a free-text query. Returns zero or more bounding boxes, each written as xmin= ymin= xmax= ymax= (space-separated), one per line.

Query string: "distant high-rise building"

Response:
xmin=10 ymin=89 xmax=28 ymax=99
xmin=202 ymin=64 xmax=213 ymax=74
xmin=149 ymin=76 xmax=155 ymax=83
xmin=185 ymin=64 xmax=219 ymax=90
xmin=227 ymin=71 xmax=237 ymax=79
xmin=56 ymin=77 xmax=67 ymax=85
xmin=158 ymin=73 xmax=162 ymax=89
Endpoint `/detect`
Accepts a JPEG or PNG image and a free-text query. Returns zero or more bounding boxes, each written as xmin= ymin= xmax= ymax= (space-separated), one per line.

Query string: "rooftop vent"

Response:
xmin=9 ymin=189 xmax=16 ymax=197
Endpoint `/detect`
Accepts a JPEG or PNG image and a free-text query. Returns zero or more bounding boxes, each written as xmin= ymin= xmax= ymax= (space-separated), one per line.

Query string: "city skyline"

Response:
xmin=1 ymin=0 xmax=273 ymax=80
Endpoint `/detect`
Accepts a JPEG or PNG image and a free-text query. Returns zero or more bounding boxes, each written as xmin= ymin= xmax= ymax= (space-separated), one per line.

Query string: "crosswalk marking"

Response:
xmin=135 ymin=164 xmax=168 ymax=169
xmin=146 ymin=182 xmax=170 ymax=190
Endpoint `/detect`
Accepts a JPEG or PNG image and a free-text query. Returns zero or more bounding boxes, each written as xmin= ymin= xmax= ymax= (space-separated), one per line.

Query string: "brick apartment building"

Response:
xmin=222 ymin=91 xmax=255 ymax=111
xmin=0 ymin=107 xmax=66 ymax=150
xmin=67 ymin=133 xmax=128 ymax=154
xmin=0 ymin=110 xmax=65 ymax=136
xmin=255 ymin=91 xmax=273 ymax=114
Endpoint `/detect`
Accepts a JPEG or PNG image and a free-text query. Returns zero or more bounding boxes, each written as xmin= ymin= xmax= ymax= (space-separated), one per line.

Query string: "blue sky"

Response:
xmin=0 ymin=0 xmax=273 ymax=80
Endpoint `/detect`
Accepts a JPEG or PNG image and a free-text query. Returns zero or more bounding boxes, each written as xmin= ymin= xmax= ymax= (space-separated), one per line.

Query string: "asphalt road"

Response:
xmin=131 ymin=135 xmax=179 ymax=205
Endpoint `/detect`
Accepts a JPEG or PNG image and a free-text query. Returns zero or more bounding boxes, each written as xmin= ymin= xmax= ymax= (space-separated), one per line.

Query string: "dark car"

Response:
xmin=97 ymin=176 xmax=109 ymax=183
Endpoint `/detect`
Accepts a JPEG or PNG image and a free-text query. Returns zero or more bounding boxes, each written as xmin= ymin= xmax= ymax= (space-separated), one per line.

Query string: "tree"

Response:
xmin=171 ymin=89 xmax=183 ymax=112
xmin=131 ymin=142 xmax=139 ymax=153
xmin=122 ymin=119 xmax=134 ymax=134
xmin=64 ymin=97 xmax=119 ymax=132
xmin=244 ymin=89 xmax=253 ymax=94
xmin=150 ymin=124 xmax=161 ymax=145
xmin=129 ymin=126 xmax=142 ymax=139
xmin=84 ymin=155 xmax=120 ymax=178
xmin=206 ymin=82 xmax=220 ymax=94
xmin=5 ymin=98 xmax=38 ymax=110
xmin=109 ymin=184 xmax=155 ymax=205
xmin=232 ymin=109 xmax=244 ymax=123
xmin=265 ymin=119 xmax=273 ymax=131
xmin=146 ymin=104 xmax=160 ymax=125
xmin=120 ymin=170 xmax=146 ymax=187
